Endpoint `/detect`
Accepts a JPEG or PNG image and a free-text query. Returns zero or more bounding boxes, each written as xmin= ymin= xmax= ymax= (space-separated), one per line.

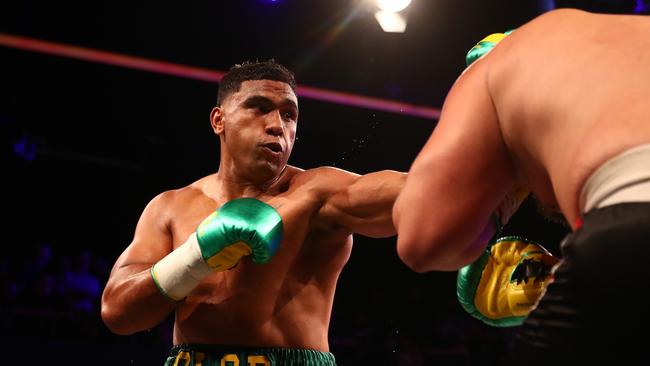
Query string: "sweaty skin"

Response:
xmin=101 ymin=79 xmax=405 ymax=350
xmin=394 ymin=8 xmax=650 ymax=272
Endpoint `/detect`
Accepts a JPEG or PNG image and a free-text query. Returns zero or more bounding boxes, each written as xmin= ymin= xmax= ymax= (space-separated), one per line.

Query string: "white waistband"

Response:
xmin=580 ymin=144 xmax=650 ymax=213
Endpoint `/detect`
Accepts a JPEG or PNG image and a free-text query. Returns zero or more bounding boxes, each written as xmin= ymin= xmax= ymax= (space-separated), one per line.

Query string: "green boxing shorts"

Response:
xmin=164 ymin=344 xmax=337 ymax=366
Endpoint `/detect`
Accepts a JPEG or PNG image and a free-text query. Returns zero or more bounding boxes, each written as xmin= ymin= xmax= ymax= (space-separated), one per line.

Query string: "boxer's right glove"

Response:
xmin=456 ymin=236 xmax=559 ymax=327
xmin=151 ymin=198 xmax=283 ymax=301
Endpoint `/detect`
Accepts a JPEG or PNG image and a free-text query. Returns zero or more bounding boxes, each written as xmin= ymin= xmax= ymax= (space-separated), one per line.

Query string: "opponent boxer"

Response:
xmin=101 ymin=60 xmax=406 ymax=365
xmin=458 ymin=31 xmax=559 ymax=329
xmin=393 ymin=8 xmax=650 ymax=364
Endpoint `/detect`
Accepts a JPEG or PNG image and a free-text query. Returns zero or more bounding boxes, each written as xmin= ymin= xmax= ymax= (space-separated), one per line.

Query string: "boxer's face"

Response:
xmin=212 ymin=79 xmax=298 ymax=181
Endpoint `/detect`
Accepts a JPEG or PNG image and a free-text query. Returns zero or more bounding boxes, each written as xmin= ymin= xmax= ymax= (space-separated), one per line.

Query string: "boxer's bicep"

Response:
xmin=317 ymin=168 xmax=406 ymax=238
xmin=101 ymin=193 xmax=176 ymax=334
xmin=112 ymin=193 xmax=174 ymax=274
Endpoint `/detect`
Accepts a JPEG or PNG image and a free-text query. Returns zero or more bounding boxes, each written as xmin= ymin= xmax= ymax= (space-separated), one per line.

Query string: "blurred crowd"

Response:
xmin=1 ymin=243 xmax=110 ymax=338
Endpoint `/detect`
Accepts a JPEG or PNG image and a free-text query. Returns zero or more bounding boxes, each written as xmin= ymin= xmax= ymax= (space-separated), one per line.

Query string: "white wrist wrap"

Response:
xmin=150 ymin=233 xmax=213 ymax=301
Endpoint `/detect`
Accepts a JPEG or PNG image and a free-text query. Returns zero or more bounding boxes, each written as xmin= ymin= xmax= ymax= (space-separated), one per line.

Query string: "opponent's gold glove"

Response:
xmin=456 ymin=236 xmax=559 ymax=327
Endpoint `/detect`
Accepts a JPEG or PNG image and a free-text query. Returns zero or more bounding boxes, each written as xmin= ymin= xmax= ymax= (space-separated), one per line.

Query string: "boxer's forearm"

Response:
xmin=101 ymin=264 xmax=177 ymax=335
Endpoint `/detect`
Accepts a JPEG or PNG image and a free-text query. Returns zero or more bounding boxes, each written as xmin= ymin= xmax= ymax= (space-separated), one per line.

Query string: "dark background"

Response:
xmin=1 ymin=1 xmax=647 ymax=364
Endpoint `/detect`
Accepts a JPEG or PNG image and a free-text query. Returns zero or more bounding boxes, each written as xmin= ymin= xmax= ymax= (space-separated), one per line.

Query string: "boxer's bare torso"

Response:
xmin=106 ymin=165 xmax=403 ymax=351
xmin=168 ymin=166 xmax=355 ymax=349
xmin=394 ymin=8 xmax=650 ymax=271
xmin=102 ymin=77 xmax=405 ymax=351
xmin=489 ymin=8 xmax=650 ymax=225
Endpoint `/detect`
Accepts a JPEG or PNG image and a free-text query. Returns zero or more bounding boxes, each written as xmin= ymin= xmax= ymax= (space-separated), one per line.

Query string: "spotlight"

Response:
xmin=374 ymin=11 xmax=407 ymax=33
xmin=373 ymin=0 xmax=411 ymax=33
xmin=376 ymin=0 xmax=412 ymax=13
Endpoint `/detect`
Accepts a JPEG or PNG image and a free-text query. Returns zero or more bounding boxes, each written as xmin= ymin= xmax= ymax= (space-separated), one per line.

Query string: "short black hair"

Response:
xmin=216 ymin=59 xmax=297 ymax=106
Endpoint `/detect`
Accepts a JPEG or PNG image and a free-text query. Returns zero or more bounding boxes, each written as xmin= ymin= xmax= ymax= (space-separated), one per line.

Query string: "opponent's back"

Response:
xmin=487 ymin=8 xmax=650 ymax=223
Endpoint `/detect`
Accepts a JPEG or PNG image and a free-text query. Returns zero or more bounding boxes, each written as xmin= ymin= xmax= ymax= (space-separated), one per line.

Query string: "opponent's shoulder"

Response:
xmin=511 ymin=8 xmax=591 ymax=39
xmin=533 ymin=8 xmax=589 ymax=23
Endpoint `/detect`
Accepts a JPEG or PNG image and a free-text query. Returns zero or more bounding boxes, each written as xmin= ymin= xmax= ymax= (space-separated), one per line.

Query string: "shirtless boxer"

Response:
xmin=101 ymin=60 xmax=405 ymax=365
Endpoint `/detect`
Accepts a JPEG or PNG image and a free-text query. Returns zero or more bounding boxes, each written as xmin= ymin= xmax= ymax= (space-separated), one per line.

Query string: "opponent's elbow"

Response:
xmin=396 ymin=235 xmax=439 ymax=273
xmin=396 ymin=231 xmax=469 ymax=272
xmin=397 ymin=245 xmax=431 ymax=273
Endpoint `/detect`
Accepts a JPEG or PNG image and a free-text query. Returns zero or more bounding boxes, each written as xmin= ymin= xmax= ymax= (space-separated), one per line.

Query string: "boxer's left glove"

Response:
xmin=456 ymin=236 xmax=559 ymax=327
xmin=195 ymin=198 xmax=283 ymax=269
xmin=151 ymin=198 xmax=283 ymax=301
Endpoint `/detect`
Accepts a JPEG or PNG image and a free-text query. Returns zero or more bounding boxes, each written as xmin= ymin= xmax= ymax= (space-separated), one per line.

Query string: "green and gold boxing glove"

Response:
xmin=151 ymin=198 xmax=283 ymax=301
xmin=196 ymin=198 xmax=283 ymax=270
xmin=465 ymin=29 xmax=515 ymax=67
xmin=456 ymin=236 xmax=559 ymax=327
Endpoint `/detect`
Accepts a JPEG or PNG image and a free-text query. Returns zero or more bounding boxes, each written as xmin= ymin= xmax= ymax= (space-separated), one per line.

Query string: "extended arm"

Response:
xmin=317 ymin=167 xmax=407 ymax=238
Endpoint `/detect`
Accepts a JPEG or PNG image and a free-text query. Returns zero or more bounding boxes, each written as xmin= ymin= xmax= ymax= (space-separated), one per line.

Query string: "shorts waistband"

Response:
xmin=165 ymin=344 xmax=336 ymax=366
xmin=580 ymin=144 xmax=650 ymax=213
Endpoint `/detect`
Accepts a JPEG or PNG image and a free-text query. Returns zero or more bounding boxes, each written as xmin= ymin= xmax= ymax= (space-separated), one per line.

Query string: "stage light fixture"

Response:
xmin=373 ymin=0 xmax=411 ymax=33
xmin=376 ymin=0 xmax=411 ymax=12
xmin=374 ymin=11 xmax=407 ymax=33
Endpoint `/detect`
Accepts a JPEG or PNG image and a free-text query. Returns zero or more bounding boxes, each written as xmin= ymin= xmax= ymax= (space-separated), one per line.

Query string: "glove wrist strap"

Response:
xmin=151 ymin=233 xmax=212 ymax=301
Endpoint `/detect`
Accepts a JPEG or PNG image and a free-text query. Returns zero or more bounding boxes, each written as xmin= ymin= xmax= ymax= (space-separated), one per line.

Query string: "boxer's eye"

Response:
xmin=244 ymin=96 xmax=275 ymax=115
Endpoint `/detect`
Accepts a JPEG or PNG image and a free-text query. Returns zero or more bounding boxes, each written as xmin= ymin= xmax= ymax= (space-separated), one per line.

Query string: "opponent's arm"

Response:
xmin=317 ymin=167 xmax=406 ymax=238
xmin=393 ymin=58 xmax=519 ymax=272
